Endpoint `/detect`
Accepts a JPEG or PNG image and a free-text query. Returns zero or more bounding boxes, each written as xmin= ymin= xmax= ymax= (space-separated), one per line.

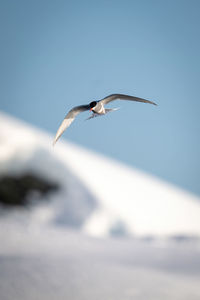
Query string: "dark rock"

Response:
xmin=0 ymin=173 xmax=59 ymax=207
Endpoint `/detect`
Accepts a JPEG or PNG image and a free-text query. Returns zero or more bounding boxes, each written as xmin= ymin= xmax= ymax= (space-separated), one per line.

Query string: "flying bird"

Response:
xmin=53 ymin=93 xmax=157 ymax=145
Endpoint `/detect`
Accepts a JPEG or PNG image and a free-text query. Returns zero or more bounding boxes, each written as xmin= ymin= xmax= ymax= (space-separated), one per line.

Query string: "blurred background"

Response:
xmin=1 ymin=0 xmax=200 ymax=196
xmin=0 ymin=1 xmax=200 ymax=299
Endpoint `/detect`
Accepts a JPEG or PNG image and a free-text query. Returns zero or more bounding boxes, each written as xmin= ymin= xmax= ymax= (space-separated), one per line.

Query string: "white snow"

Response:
xmin=0 ymin=111 xmax=200 ymax=238
xmin=55 ymin=143 xmax=200 ymax=237
xmin=0 ymin=112 xmax=200 ymax=300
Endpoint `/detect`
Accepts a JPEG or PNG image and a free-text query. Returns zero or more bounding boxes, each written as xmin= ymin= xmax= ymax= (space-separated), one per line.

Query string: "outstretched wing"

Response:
xmin=100 ymin=94 xmax=157 ymax=106
xmin=53 ymin=104 xmax=90 ymax=146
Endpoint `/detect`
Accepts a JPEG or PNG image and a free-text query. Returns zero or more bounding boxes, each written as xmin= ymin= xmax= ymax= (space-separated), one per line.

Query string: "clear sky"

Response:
xmin=1 ymin=0 xmax=200 ymax=196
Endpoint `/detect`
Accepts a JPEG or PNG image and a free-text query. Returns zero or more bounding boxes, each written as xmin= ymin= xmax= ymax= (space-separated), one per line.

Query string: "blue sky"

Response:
xmin=1 ymin=0 xmax=200 ymax=196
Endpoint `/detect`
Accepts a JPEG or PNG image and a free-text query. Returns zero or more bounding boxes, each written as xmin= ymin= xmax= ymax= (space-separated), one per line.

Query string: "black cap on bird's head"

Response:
xmin=89 ymin=101 xmax=97 ymax=110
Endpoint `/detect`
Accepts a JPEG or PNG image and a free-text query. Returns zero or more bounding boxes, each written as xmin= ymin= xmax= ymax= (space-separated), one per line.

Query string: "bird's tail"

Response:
xmin=105 ymin=107 xmax=120 ymax=114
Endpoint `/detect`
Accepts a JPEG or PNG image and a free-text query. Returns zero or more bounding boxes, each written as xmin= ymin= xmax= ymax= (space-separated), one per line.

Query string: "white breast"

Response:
xmin=94 ymin=103 xmax=105 ymax=114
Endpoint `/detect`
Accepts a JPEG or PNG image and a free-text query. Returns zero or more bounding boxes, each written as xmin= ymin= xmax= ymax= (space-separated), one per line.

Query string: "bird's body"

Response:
xmin=92 ymin=102 xmax=106 ymax=114
xmin=53 ymin=93 xmax=157 ymax=145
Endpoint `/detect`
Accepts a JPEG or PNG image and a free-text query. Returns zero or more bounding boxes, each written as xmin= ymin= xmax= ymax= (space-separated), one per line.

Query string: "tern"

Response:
xmin=53 ymin=93 xmax=157 ymax=145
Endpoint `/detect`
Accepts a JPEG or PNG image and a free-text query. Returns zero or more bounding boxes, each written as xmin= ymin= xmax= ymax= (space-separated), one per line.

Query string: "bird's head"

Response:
xmin=89 ymin=101 xmax=97 ymax=111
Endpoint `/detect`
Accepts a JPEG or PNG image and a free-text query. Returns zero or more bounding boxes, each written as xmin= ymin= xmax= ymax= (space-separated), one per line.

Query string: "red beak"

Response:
xmin=90 ymin=108 xmax=93 ymax=111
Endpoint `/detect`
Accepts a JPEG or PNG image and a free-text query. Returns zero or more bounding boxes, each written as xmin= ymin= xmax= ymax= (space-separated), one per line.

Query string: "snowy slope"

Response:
xmin=0 ymin=111 xmax=200 ymax=238
xmin=1 ymin=112 xmax=200 ymax=300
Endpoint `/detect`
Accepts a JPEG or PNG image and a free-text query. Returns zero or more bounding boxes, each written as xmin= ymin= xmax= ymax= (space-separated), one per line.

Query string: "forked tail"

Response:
xmin=105 ymin=107 xmax=120 ymax=114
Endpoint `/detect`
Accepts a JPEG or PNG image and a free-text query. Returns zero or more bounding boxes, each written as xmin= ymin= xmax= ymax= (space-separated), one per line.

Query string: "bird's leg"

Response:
xmin=85 ymin=113 xmax=100 ymax=121
xmin=85 ymin=108 xmax=120 ymax=121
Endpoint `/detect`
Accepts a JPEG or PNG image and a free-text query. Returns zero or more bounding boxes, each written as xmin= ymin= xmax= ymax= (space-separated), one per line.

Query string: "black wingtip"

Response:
xmin=150 ymin=101 xmax=158 ymax=106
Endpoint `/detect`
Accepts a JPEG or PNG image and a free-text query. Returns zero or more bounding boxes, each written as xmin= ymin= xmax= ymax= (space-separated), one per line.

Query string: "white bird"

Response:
xmin=53 ymin=93 xmax=157 ymax=145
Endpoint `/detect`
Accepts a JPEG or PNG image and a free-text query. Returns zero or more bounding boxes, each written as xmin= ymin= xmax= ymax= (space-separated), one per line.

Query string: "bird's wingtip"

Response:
xmin=52 ymin=139 xmax=57 ymax=147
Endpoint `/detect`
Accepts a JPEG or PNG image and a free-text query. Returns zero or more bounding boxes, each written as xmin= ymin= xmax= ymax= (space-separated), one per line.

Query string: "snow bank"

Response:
xmin=0 ymin=111 xmax=200 ymax=238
